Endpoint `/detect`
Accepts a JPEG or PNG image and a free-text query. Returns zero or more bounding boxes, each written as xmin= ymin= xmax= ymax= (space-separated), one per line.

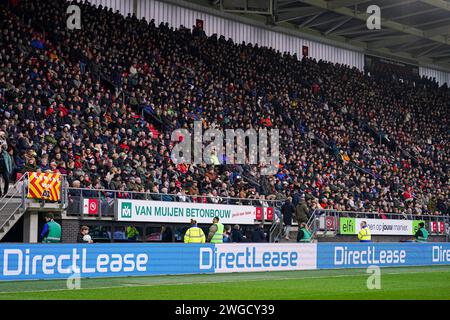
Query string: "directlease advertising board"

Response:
xmin=0 ymin=243 xmax=213 ymax=281
xmin=199 ymin=243 xmax=317 ymax=273
xmin=340 ymin=217 xmax=424 ymax=235
xmin=116 ymin=199 xmax=257 ymax=224
xmin=1 ymin=243 xmax=449 ymax=281
xmin=317 ymin=243 xmax=450 ymax=269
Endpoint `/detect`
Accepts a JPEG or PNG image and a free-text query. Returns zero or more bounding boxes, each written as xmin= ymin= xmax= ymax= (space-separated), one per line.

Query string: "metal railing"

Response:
xmin=306 ymin=209 xmax=449 ymax=240
xmin=66 ymin=187 xmax=285 ymax=219
xmin=0 ymin=173 xmax=28 ymax=235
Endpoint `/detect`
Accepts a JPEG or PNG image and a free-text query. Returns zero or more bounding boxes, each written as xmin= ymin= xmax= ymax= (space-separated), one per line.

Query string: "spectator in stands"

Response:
xmin=223 ymin=225 xmax=232 ymax=243
xmin=161 ymin=225 xmax=173 ymax=242
xmin=231 ymin=224 xmax=245 ymax=243
xmin=0 ymin=142 xmax=12 ymax=197
xmin=281 ymin=197 xmax=295 ymax=240
xmin=0 ymin=0 xmax=447 ymax=219
xmin=251 ymin=223 xmax=266 ymax=243
xmin=294 ymin=196 xmax=310 ymax=225
xmin=77 ymin=225 xmax=94 ymax=243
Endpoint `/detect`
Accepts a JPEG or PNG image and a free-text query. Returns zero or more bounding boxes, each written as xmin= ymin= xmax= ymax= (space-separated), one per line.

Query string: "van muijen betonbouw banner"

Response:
xmin=116 ymin=199 xmax=257 ymax=224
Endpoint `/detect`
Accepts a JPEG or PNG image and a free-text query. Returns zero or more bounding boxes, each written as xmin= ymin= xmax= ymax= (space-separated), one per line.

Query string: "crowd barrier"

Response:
xmin=0 ymin=242 xmax=449 ymax=281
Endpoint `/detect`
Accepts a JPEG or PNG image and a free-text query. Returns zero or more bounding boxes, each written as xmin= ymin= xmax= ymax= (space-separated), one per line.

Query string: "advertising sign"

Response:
xmin=83 ymin=198 xmax=99 ymax=215
xmin=2 ymin=243 xmax=449 ymax=281
xmin=317 ymin=243 xmax=450 ymax=269
xmin=429 ymin=221 xmax=438 ymax=233
xmin=27 ymin=172 xmax=61 ymax=201
xmin=0 ymin=243 xmax=213 ymax=281
xmin=116 ymin=199 xmax=257 ymax=224
xmin=199 ymin=243 xmax=317 ymax=273
xmin=339 ymin=218 xmax=424 ymax=235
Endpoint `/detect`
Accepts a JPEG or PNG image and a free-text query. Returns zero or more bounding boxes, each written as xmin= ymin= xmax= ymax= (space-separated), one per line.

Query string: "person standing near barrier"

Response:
xmin=77 ymin=225 xmax=94 ymax=243
xmin=126 ymin=225 xmax=140 ymax=241
xmin=223 ymin=225 xmax=232 ymax=243
xmin=281 ymin=197 xmax=295 ymax=240
xmin=208 ymin=217 xmax=224 ymax=243
xmin=40 ymin=213 xmax=62 ymax=243
xmin=184 ymin=219 xmax=205 ymax=243
xmin=357 ymin=221 xmax=371 ymax=242
xmin=297 ymin=223 xmax=312 ymax=243
xmin=414 ymin=222 xmax=429 ymax=242
xmin=294 ymin=196 xmax=309 ymax=225
xmin=0 ymin=142 xmax=12 ymax=198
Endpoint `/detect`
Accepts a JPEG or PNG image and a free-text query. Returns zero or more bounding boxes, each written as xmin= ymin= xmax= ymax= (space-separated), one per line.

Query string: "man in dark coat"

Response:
xmin=281 ymin=197 xmax=295 ymax=240
xmin=231 ymin=224 xmax=245 ymax=243
xmin=251 ymin=224 xmax=266 ymax=242
xmin=295 ymin=196 xmax=310 ymax=225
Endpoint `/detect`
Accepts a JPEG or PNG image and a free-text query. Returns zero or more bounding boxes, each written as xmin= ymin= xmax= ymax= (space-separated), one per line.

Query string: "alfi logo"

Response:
xmin=121 ymin=202 xmax=132 ymax=218
xmin=340 ymin=218 xmax=355 ymax=234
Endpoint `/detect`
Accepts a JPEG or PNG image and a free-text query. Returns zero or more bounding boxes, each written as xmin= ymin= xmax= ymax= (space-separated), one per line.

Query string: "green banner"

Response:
xmin=339 ymin=217 xmax=356 ymax=235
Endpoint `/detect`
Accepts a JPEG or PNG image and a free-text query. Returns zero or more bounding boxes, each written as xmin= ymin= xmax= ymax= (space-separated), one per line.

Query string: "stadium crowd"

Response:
xmin=0 ymin=0 xmax=448 ymax=217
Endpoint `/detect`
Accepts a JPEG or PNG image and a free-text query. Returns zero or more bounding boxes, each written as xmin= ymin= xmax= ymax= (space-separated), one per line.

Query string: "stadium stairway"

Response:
xmin=0 ymin=178 xmax=27 ymax=241
xmin=0 ymin=199 xmax=23 ymax=240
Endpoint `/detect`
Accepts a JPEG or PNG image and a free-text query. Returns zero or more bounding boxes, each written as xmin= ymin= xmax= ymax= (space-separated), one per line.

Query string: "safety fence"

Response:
xmin=307 ymin=209 xmax=449 ymax=238
xmin=1 ymin=242 xmax=449 ymax=281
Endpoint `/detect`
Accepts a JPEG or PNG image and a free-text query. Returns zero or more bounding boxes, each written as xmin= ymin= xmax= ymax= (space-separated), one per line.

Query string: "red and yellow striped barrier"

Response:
xmin=27 ymin=172 xmax=61 ymax=201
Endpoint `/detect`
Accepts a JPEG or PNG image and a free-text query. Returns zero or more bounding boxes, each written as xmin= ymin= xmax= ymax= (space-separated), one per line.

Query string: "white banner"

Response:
xmin=116 ymin=199 xmax=257 ymax=224
xmin=353 ymin=218 xmax=417 ymax=235
xmin=203 ymin=243 xmax=317 ymax=273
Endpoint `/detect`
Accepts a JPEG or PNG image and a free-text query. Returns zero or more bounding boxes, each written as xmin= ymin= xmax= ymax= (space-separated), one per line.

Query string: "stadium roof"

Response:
xmin=187 ymin=0 xmax=450 ymax=71
xmin=271 ymin=0 xmax=450 ymax=69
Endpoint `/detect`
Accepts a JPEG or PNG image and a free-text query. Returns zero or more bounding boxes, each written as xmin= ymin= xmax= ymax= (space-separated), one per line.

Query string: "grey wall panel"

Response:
xmin=86 ymin=0 xmax=133 ymax=16
xmin=419 ymin=66 xmax=450 ymax=86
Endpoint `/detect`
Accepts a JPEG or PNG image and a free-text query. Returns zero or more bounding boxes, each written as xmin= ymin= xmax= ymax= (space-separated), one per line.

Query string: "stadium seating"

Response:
xmin=0 ymin=0 xmax=448 ymax=216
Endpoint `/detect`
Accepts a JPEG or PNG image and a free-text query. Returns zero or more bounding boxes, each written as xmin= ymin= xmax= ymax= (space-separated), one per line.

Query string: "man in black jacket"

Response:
xmin=77 ymin=226 xmax=93 ymax=243
xmin=281 ymin=197 xmax=295 ymax=240
xmin=231 ymin=224 xmax=244 ymax=243
xmin=251 ymin=224 xmax=266 ymax=242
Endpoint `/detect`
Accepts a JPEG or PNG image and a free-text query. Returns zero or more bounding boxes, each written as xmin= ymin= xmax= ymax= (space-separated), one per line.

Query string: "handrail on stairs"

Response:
xmin=0 ymin=172 xmax=28 ymax=231
xmin=0 ymin=172 xmax=28 ymax=211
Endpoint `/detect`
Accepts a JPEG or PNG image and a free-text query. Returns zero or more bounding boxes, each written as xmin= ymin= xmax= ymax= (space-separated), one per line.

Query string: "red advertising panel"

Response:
xmin=255 ymin=207 xmax=263 ymax=220
xmin=326 ymin=216 xmax=335 ymax=230
xmin=265 ymin=207 xmax=274 ymax=221
xmin=429 ymin=221 xmax=438 ymax=233
xmin=438 ymin=221 xmax=445 ymax=234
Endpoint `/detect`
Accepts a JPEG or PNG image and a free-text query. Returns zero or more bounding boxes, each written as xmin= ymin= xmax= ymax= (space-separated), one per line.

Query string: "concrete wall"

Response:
xmin=61 ymin=219 xmax=80 ymax=243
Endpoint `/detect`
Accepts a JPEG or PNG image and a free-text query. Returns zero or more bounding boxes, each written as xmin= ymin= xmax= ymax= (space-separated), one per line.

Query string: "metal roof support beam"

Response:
xmin=380 ymin=0 xmax=418 ymax=10
xmin=418 ymin=0 xmax=450 ymax=11
xmin=391 ymin=41 xmax=437 ymax=53
xmin=415 ymin=43 xmax=443 ymax=57
xmin=351 ymin=30 xmax=396 ymax=41
xmin=390 ymin=8 xmax=439 ymax=21
xmin=299 ymin=12 xmax=323 ymax=27
xmin=424 ymin=24 xmax=450 ymax=37
xmin=328 ymin=0 xmax=370 ymax=9
xmin=324 ymin=16 xmax=353 ymax=34
xmin=276 ymin=7 xmax=323 ymax=23
xmin=367 ymin=35 xmax=417 ymax=49
xmin=299 ymin=0 xmax=450 ymax=45
xmin=308 ymin=15 xmax=352 ymax=27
